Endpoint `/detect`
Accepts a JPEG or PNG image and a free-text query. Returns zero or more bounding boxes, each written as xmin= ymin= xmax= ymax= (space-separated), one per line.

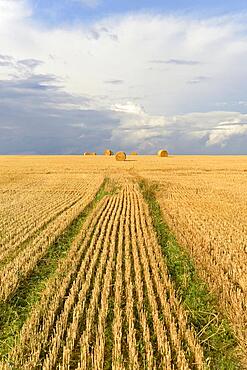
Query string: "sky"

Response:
xmin=0 ymin=0 xmax=247 ymax=154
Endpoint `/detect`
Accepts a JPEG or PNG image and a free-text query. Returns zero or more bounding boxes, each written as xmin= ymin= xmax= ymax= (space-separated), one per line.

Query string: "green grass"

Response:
xmin=0 ymin=178 xmax=111 ymax=361
xmin=139 ymin=179 xmax=240 ymax=370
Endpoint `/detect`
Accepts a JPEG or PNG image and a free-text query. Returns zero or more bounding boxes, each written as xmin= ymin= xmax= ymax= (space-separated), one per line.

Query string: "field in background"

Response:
xmin=0 ymin=155 xmax=246 ymax=369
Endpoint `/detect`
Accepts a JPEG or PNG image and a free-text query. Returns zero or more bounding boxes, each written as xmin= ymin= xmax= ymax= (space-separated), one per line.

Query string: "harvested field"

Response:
xmin=140 ymin=156 xmax=247 ymax=361
xmin=4 ymin=183 xmax=204 ymax=369
xmin=0 ymin=155 xmax=246 ymax=369
xmin=0 ymin=169 xmax=104 ymax=301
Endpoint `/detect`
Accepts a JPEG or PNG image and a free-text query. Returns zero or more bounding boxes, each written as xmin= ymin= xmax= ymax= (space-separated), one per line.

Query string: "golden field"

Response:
xmin=0 ymin=155 xmax=246 ymax=369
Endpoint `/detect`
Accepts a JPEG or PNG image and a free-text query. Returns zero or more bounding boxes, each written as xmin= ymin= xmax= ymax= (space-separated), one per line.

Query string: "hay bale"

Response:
xmin=115 ymin=151 xmax=126 ymax=161
xmin=104 ymin=149 xmax=113 ymax=156
xmin=130 ymin=151 xmax=138 ymax=155
xmin=157 ymin=149 xmax=168 ymax=157
xmin=84 ymin=152 xmax=97 ymax=156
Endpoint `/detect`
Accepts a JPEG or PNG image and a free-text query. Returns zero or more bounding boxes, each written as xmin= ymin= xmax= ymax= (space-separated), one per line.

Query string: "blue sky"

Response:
xmin=32 ymin=0 xmax=247 ymax=24
xmin=0 ymin=0 xmax=247 ymax=154
xmin=32 ymin=0 xmax=246 ymax=20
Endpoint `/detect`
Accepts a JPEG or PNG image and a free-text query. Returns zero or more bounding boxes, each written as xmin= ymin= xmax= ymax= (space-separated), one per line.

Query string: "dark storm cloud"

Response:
xmin=0 ymin=73 xmax=117 ymax=154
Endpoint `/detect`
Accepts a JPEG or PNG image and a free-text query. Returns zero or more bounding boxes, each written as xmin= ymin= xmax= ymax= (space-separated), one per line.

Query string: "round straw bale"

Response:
xmin=104 ymin=149 xmax=113 ymax=156
xmin=157 ymin=149 xmax=168 ymax=157
xmin=130 ymin=151 xmax=138 ymax=155
xmin=115 ymin=151 xmax=126 ymax=161
xmin=84 ymin=152 xmax=96 ymax=156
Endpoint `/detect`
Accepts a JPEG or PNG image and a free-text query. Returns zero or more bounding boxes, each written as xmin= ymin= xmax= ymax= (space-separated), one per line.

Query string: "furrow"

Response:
xmin=123 ymin=185 xmax=140 ymax=369
xmin=42 ymin=195 xmax=118 ymax=370
xmin=59 ymin=193 xmax=121 ymax=369
xmin=111 ymin=188 xmax=126 ymax=370
xmin=10 ymin=195 xmax=112 ymax=369
xmin=92 ymin=190 xmax=126 ymax=370
xmin=134 ymin=188 xmax=188 ymax=369
xmin=131 ymin=187 xmax=172 ymax=369
xmin=129 ymin=186 xmax=156 ymax=370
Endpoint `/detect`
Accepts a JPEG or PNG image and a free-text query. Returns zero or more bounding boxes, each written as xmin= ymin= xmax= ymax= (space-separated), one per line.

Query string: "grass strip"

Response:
xmin=0 ymin=178 xmax=111 ymax=361
xmin=139 ymin=179 xmax=240 ymax=370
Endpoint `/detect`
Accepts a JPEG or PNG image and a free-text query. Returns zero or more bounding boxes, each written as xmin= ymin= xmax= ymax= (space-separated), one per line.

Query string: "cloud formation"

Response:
xmin=0 ymin=71 xmax=116 ymax=154
xmin=0 ymin=1 xmax=247 ymax=154
xmin=109 ymin=103 xmax=247 ymax=153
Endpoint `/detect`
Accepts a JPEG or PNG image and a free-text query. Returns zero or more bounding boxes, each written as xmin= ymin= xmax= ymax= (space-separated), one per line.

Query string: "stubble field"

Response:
xmin=0 ymin=155 xmax=246 ymax=369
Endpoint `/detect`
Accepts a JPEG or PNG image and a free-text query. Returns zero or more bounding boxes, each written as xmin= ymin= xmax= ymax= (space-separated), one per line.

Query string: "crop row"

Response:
xmin=0 ymin=175 xmax=104 ymax=301
xmin=6 ymin=182 xmax=205 ymax=369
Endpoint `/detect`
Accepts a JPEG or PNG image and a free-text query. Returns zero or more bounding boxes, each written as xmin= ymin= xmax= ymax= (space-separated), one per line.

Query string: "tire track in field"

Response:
xmin=7 ymin=180 xmax=205 ymax=369
xmin=10 ymin=194 xmax=116 ymax=369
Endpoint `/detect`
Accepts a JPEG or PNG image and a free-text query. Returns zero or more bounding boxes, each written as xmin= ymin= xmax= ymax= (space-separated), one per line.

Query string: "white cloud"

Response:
xmin=0 ymin=3 xmax=247 ymax=153
xmin=109 ymin=103 xmax=247 ymax=150
xmin=207 ymin=120 xmax=247 ymax=146
xmin=1 ymin=7 xmax=247 ymax=115
xmin=0 ymin=0 xmax=31 ymax=25
xmin=112 ymin=102 xmax=145 ymax=115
